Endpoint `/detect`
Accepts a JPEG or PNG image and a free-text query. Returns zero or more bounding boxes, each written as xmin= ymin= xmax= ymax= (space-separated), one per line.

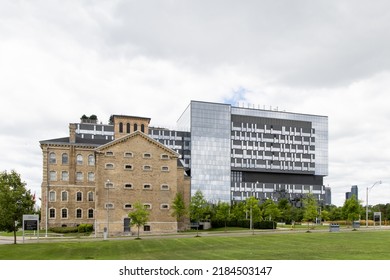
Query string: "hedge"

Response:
xmin=211 ymin=220 xmax=276 ymax=229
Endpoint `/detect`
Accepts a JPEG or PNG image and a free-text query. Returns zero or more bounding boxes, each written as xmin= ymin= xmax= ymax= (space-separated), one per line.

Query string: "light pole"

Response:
xmin=366 ymin=181 xmax=382 ymax=227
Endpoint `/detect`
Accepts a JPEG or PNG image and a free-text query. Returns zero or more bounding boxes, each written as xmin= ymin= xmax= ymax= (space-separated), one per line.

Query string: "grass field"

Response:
xmin=1 ymin=230 xmax=390 ymax=260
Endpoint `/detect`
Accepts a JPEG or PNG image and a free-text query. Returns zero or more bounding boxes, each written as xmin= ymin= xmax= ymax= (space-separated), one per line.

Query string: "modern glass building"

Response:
xmin=74 ymin=100 xmax=329 ymax=205
xmin=151 ymin=100 xmax=329 ymax=205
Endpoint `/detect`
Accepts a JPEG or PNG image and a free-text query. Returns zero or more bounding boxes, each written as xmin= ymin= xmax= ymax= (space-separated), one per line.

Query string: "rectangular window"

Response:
xmin=124 ymin=183 xmax=133 ymax=189
xmin=161 ymin=166 xmax=169 ymax=172
xmin=143 ymin=204 xmax=152 ymax=209
xmin=143 ymin=153 xmax=152 ymax=159
xmin=124 ymin=204 xmax=133 ymax=209
xmin=161 ymin=184 xmax=169 ymax=191
xmin=105 ymin=163 xmax=114 ymax=169
xmin=143 ymin=184 xmax=152 ymax=190
xmin=76 ymin=192 xmax=82 ymax=202
xmin=143 ymin=165 xmax=152 ymax=171
xmin=161 ymin=154 xmax=169 ymax=160
xmin=88 ymin=192 xmax=94 ymax=202
xmin=124 ymin=152 xmax=133 ymax=158
xmin=160 ymin=204 xmax=169 ymax=210
xmin=124 ymin=164 xmax=133 ymax=170
xmin=144 ymin=225 xmax=151 ymax=231
xmin=105 ymin=203 xmax=114 ymax=209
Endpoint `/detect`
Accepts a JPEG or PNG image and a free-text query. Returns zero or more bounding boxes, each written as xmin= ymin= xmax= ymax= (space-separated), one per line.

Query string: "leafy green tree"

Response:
xmin=321 ymin=209 xmax=330 ymax=222
xmin=171 ymin=192 xmax=187 ymax=231
xmin=231 ymin=201 xmax=246 ymax=221
xmin=263 ymin=199 xmax=281 ymax=229
xmin=278 ymin=198 xmax=293 ymax=223
xmin=215 ymin=202 xmax=231 ymax=231
xmin=302 ymin=193 xmax=318 ymax=231
xmin=128 ymin=202 xmax=150 ymax=239
xmin=0 ymin=170 xmax=35 ymax=244
xmin=190 ymin=190 xmax=208 ymax=236
xmin=342 ymin=195 xmax=362 ymax=228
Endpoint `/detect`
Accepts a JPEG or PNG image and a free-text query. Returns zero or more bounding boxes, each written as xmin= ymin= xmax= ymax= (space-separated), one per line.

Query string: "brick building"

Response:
xmin=40 ymin=115 xmax=191 ymax=236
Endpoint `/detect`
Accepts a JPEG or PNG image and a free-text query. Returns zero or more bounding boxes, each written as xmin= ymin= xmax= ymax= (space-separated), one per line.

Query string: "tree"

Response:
xmin=0 ymin=170 xmax=35 ymax=244
xmin=263 ymin=199 xmax=281 ymax=229
xmin=171 ymin=192 xmax=187 ymax=231
xmin=215 ymin=202 xmax=231 ymax=231
xmin=302 ymin=193 xmax=318 ymax=232
xmin=342 ymin=195 xmax=362 ymax=228
xmin=128 ymin=202 xmax=150 ymax=239
xmin=190 ymin=190 xmax=208 ymax=237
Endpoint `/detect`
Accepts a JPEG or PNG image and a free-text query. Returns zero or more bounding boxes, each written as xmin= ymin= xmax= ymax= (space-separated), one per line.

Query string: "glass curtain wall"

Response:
xmin=189 ymin=101 xmax=232 ymax=203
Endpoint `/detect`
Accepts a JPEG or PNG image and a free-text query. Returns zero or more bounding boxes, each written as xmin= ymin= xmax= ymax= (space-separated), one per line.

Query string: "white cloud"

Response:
xmin=1 ymin=0 xmax=390 ymax=207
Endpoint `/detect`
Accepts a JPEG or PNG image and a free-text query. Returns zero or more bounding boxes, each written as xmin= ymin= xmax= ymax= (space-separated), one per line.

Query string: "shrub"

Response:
xmin=211 ymin=219 xmax=277 ymax=230
xmin=50 ymin=226 xmax=79 ymax=234
xmin=78 ymin=224 xmax=94 ymax=233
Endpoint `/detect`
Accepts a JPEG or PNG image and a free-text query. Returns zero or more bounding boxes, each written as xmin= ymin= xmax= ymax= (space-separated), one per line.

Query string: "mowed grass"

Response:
xmin=1 ymin=230 xmax=390 ymax=260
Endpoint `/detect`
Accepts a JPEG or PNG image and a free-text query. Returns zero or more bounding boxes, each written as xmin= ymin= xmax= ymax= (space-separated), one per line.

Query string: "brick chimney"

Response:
xmin=69 ymin=123 xmax=77 ymax=144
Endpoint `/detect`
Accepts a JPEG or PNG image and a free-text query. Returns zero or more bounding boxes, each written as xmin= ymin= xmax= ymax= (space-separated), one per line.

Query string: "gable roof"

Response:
xmin=95 ymin=130 xmax=180 ymax=157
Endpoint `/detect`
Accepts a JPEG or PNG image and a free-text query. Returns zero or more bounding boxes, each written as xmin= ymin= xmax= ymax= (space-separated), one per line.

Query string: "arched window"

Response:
xmin=49 ymin=208 xmax=56 ymax=219
xmin=88 ymin=192 xmax=94 ymax=202
xmin=134 ymin=123 xmax=138 ymax=131
xmin=76 ymin=154 xmax=83 ymax=165
xmin=61 ymin=208 xmax=68 ymax=219
xmin=126 ymin=123 xmax=131 ymax=133
xmin=88 ymin=209 xmax=94 ymax=219
xmin=62 ymin=153 xmax=68 ymax=164
xmin=76 ymin=191 xmax=83 ymax=202
xmin=49 ymin=191 xmax=56 ymax=202
xmin=49 ymin=152 xmax=56 ymax=164
xmin=141 ymin=124 xmax=145 ymax=133
xmin=88 ymin=154 xmax=95 ymax=166
xmin=76 ymin=209 xmax=82 ymax=219
xmin=61 ymin=191 xmax=68 ymax=201
xmin=119 ymin=122 xmax=123 ymax=133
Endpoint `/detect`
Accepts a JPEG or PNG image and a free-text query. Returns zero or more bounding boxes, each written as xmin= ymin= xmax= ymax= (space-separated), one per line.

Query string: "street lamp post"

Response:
xmin=366 ymin=181 xmax=382 ymax=227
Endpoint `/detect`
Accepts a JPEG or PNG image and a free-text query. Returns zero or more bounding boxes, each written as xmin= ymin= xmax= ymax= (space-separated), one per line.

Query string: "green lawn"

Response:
xmin=1 ymin=230 xmax=390 ymax=260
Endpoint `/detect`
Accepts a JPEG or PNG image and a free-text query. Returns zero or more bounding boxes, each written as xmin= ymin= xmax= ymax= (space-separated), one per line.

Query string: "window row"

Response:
xmin=48 ymin=190 xmax=94 ymax=202
xmin=49 ymin=208 xmax=95 ymax=219
xmin=49 ymin=152 xmax=95 ymax=166
xmin=49 ymin=171 xmax=95 ymax=182
xmin=104 ymin=151 xmax=170 ymax=160
xmin=105 ymin=203 xmax=170 ymax=210
xmin=118 ymin=122 xmax=146 ymax=133
xmin=105 ymin=163 xmax=170 ymax=172
xmin=105 ymin=182 xmax=170 ymax=191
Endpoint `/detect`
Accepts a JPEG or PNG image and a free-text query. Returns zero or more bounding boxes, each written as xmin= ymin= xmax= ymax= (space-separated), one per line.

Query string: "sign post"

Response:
xmin=22 ymin=215 xmax=39 ymax=243
xmin=373 ymin=212 xmax=382 ymax=228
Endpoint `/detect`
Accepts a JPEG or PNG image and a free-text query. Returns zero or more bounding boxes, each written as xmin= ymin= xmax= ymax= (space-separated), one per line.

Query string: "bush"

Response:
xmin=78 ymin=224 xmax=94 ymax=233
xmin=211 ymin=220 xmax=277 ymax=230
xmin=50 ymin=226 xmax=79 ymax=234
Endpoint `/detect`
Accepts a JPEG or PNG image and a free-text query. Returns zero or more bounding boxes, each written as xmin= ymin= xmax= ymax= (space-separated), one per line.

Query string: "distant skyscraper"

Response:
xmin=325 ymin=187 xmax=332 ymax=205
xmin=346 ymin=185 xmax=358 ymax=201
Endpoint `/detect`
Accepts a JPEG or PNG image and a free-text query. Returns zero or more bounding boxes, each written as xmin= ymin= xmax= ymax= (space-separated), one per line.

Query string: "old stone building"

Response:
xmin=40 ymin=115 xmax=191 ymax=236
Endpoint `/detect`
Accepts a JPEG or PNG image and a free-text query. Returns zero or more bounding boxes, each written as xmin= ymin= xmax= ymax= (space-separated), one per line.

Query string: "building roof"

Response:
xmin=39 ymin=136 xmax=110 ymax=147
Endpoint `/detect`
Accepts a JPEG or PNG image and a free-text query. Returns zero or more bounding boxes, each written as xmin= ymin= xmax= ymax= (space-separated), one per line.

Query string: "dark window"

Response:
xmin=76 ymin=209 xmax=82 ymax=218
xmin=126 ymin=123 xmax=130 ymax=133
xmin=119 ymin=122 xmax=123 ymax=133
xmin=76 ymin=191 xmax=82 ymax=202
xmin=88 ymin=209 xmax=94 ymax=219
xmin=134 ymin=123 xmax=138 ymax=131
xmin=62 ymin=153 xmax=68 ymax=164
xmin=144 ymin=225 xmax=151 ymax=231
xmin=49 ymin=208 xmax=55 ymax=218
xmin=141 ymin=124 xmax=145 ymax=133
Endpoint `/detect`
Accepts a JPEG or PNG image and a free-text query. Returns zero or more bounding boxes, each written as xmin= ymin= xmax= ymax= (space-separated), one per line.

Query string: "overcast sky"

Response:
xmin=1 ymin=0 xmax=389 ymax=207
